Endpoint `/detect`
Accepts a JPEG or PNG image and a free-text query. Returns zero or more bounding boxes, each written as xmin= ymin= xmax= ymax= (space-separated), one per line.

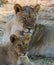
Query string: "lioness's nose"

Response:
xmin=27 ymin=23 xmax=32 ymax=28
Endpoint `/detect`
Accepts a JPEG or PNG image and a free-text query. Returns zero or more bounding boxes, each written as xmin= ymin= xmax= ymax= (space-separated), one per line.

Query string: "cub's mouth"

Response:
xmin=17 ymin=47 xmax=27 ymax=56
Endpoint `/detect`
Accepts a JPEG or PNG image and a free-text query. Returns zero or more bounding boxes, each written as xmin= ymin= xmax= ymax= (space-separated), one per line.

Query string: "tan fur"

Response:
xmin=28 ymin=24 xmax=54 ymax=57
xmin=0 ymin=34 xmax=31 ymax=65
xmin=10 ymin=34 xmax=29 ymax=55
xmin=9 ymin=34 xmax=32 ymax=65
xmin=1 ymin=4 xmax=40 ymax=65
xmin=2 ymin=4 xmax=40 ymax=46
xmin=0 ymin=43 xmax=19 ymax=65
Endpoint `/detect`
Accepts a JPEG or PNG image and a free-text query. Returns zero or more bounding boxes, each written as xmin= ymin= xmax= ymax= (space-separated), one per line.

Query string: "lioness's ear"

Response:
xmin=34 ymin=4 xmax=40 ymax=14
xmin=14 ymin=4 xmax=23 ymax=14
xmin=10 ymin=34 xmax=19 ymax=44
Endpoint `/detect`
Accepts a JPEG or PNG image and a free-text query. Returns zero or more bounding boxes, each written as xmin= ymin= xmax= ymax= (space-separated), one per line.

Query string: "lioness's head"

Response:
xmin=14 ymin=4 xmax=40 ymax=33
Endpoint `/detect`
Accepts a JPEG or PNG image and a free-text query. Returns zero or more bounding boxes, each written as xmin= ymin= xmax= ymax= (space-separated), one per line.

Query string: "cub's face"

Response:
xmin=10 ymin=34 xmax=28 ymax=55
xmin=14 ymin=4 xmax=40 ymax=33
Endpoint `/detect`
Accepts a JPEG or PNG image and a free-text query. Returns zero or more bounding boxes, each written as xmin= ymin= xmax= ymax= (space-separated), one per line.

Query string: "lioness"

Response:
xmin=2 ymin=4 xmax=40 ymax=45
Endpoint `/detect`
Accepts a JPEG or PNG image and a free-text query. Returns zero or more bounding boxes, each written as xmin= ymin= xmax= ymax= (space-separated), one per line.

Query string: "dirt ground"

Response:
xmin=0 ymin=1 xmax=54 ymax=65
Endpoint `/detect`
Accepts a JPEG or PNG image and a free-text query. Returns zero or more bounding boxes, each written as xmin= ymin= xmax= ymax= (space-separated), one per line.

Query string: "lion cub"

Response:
xmin=1 ymin=33 xmax=32 ymax=65
xmin=2 ymin=4 xmax=40 ymax=45
xmin=0 ymin=34 xmax=28 ymax=65
xmin=10 ymin=34 xmax=32 ymax=65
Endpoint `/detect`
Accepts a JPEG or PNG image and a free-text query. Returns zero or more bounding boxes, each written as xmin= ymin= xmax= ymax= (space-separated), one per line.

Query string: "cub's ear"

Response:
xmin=34 ymin=4 xmax=40 ymax=14
xmin=10 ymin=34 xmax=19 ymax=44
xmin=14 ymin=4 xmax=23 ymax=14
